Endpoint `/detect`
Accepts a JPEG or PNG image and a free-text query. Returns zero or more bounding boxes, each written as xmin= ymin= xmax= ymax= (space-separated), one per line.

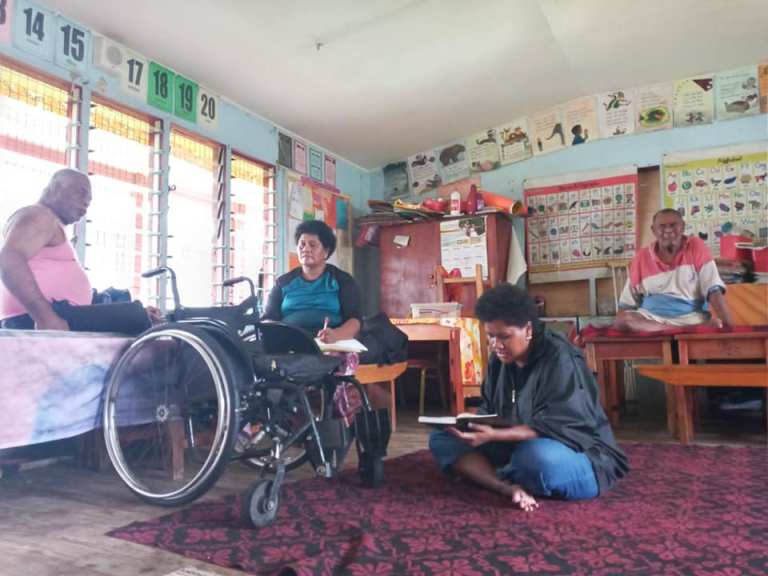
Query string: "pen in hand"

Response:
xmin=318 ymin=316 xmax=330 ymax=343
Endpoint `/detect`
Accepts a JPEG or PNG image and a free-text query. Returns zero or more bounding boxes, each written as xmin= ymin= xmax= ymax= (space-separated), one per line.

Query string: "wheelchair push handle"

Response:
xmin=141 ymin=266 xmax=181 ymax=310
xmin=222 ymin=276 xmax=256 ymax=299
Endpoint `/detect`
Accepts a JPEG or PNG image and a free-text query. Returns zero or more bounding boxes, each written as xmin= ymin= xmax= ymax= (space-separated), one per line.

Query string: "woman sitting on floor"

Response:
xmin=429 ymin=284 xmax=629 ymax=511
xmin=262 ymin=220 xmax=362 ymax=343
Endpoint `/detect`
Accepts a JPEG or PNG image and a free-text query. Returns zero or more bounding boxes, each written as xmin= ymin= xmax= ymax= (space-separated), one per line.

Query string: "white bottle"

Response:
xmin=450 ymin=190 xmax=461 ymax=216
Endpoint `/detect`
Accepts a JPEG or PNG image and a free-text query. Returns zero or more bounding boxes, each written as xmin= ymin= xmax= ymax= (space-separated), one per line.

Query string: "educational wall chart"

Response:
xmin=635 ymin=83 xmax=673 ymax=133
xmin=662 ymin=143 xmax=768 ymax=256
xmin=437 ymin=140 xmax=471 ymax=184
xmin=285 ymin=171 xmax=353 ymax=273
xmin=496 ymin=117 xmax=532 ymax=164
xmin=715 ymin=66 xmax=760 ymax=121
xmin=598 ymin=90 xmax=635 ymax=138
xmin=524 ymin=167 xmax=639 ymax=274
xmin=407 ymin=150 xmax=441 ymax=195
xmin=672 ymin=76 xmax=715 ymax=128
xmin=467 ymin=128 xmax=501 ymax=173
xmin=563 ymin=96 xmax=599 ymax=147
xmin=440 ymin=216 xmax=489 ymax=279
xmin=530 ymin=106 xmax=565 ymax=155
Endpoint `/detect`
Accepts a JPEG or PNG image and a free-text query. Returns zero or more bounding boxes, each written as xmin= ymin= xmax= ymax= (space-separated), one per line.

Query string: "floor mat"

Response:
xmin=108 ymin=443 xmax=768 ymax=575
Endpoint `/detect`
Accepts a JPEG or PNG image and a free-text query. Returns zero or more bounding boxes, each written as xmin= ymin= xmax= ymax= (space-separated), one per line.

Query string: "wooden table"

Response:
xmin=584 ymin=335 xmax=674 ymax=429
xmin=395 ymin=324 xmax=465 ymax=413
xmin=671 ymin=331 xmax=768 ymax=443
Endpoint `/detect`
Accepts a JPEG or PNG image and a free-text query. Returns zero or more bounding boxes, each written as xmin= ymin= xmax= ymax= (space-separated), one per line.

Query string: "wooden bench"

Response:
xmin=636 ymin=364 xmax=768 ymax=443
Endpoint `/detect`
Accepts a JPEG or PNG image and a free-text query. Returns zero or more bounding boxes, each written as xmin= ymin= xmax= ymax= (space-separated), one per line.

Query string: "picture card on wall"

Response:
xmin=382 ymin=161 xmax=410 ymax=200
xmin=715 ymin=66 xmax=760 ymax=121
xmin=324 ymin=154 xmax=336 ymax=187
xmin=408 ymin=150 xmax=441 ymax=195
xmin=672 ymin=76 xmax=715 ymax=128
xmin=563 ymin=96 xmax=599 ymax=147
xmin=635 ymin=83 xmax=673 ymax=133
xmin=759 ymin=63 xmax=768 ymax=114
xmin=308 ymin=146 xmax=323 ymax=182
xmin=530 ymin=107 xmax=565 ymax=155
xmin=293 ymin=139 xmax=308 ymax=174
xmin=0 ymin=0 xmax=13 ymax=45
xmin=597 ymin=90 xmax=635 ymax=138
xmin=467 ymin=129 xmax=500 ymax=173
xmin=278 ymin=132 xmax=293 ymax=169
xmin=437 ymin=141 xmax=471 ymax=183
xmin=496 ymin=117 xmax=532 ymax=165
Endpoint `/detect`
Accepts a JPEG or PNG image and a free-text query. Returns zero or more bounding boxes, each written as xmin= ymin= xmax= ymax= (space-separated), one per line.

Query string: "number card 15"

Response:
xmin=55 ymin=15 xmax=90 ymax=74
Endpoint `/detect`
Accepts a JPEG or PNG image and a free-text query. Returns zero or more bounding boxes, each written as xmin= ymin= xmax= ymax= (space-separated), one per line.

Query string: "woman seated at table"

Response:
xmin=262 ymin=220 xmax=361 ymax=343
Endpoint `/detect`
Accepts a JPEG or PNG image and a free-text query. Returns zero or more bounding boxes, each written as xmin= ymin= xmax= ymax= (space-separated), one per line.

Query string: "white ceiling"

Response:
xmin=41 ymin=0 xmax=768 ymax=169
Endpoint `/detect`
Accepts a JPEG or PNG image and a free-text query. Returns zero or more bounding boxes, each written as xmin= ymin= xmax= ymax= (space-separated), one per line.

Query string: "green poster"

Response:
xmin=174 ymin=74 xmax=198 ymax=123
xmin=147 ymin=62 xmax=174 ymax=112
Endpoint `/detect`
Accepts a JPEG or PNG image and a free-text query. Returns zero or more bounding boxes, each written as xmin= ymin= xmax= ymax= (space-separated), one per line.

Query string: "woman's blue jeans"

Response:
xmin=429 ymin=431 xmax=599 ymax=500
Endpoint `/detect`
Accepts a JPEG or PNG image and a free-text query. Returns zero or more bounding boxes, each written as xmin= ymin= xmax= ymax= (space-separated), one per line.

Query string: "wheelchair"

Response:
xmin=102 ymin=267 xmax=390 ymax=527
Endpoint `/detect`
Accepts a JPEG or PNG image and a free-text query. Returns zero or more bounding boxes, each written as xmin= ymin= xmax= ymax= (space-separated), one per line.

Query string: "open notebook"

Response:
xmin=314 ymin=338 xmax=368 ymax=353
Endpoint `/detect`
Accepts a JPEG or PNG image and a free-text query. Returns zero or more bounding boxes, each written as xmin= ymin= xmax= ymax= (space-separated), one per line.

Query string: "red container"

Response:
xmin=719 ymin=234 xmax=752 ymax=261
xmin=751 ymin=246 xmax=768 ymax=273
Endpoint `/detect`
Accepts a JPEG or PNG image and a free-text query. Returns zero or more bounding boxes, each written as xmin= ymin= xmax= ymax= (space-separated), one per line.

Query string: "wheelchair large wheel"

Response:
xmin=103 ymin=324 xmax=240 ymax=506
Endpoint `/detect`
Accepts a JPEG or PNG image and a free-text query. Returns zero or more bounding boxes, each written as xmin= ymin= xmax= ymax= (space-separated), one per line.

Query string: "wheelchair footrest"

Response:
xmin=307 ymin=417 xmax=353 ymax=473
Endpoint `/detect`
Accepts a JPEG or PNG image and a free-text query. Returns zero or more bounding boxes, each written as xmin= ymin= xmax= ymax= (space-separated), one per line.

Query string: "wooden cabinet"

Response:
xmin=378 ymin=213 xmax=513 ymax=318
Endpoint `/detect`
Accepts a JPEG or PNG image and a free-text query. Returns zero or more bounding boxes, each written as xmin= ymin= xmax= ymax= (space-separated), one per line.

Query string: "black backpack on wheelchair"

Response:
xmin=101 ymin=267 xmax=391 ymax=528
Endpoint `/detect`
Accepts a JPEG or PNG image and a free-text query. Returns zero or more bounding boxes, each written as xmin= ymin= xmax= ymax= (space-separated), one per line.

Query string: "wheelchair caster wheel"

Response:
xmin=358 ymin=453 xmax=384 ymax=488
xmin=243 ymin=479 xmax=279 ymax=528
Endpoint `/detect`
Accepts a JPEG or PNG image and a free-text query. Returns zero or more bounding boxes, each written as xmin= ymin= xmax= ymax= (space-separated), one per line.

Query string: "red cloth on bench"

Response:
xmin=580 ymin=323 xmax=768 ymax=340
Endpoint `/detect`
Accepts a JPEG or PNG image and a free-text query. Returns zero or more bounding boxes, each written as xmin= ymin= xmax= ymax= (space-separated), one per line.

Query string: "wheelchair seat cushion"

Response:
xmin=253 ymin=353 xmax=342 ymax=383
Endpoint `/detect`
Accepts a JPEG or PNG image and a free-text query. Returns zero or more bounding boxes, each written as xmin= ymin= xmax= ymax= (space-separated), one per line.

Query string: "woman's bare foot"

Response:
xmin=505 ymin=484 xmax=538 ymax=512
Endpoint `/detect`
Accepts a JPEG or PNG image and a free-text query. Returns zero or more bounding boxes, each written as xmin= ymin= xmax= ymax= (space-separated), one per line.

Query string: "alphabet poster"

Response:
xmin=662 ymin=143 xmax=768 ymax=256
xmin=524 ymin=167 xmax=639 ymax=274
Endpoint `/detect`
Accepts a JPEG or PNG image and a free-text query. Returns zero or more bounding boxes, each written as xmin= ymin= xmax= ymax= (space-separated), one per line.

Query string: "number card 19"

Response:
xmin=174 ymin=74 xmax=198 ymax=123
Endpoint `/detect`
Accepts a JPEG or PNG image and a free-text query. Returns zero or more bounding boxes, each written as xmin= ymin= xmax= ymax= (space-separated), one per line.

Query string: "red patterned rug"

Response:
xmin=108 ymin=443 xmax=768 ymax=575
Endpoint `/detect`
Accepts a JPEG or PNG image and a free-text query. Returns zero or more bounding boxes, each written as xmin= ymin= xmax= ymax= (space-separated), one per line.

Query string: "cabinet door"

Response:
xmin=379 ymin=221 xmax=440 ymax=317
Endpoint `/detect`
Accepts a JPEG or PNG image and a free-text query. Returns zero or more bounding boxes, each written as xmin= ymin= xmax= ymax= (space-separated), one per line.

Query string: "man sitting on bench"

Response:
xmin=614 ymin=208 xmax=734 ymax=333
xmin=0 ymin=169 xmax=159 ymax=334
